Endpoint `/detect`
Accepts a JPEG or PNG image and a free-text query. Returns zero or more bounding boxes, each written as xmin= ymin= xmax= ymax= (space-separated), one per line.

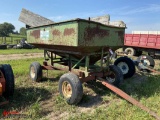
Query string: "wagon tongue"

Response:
xmin=96 ymin=77 xmax=160 ymax=120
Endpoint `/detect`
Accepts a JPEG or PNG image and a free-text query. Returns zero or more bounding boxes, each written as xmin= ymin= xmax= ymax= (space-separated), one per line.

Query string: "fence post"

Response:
xmin=4 ymin=37 xmax=6 ymax=44
xmin=2 ymin=37 xmax=3 ymax=43
xmin=11 ymin=36 xmax=13 ymax=44
xmin=0 ymin=37 xmax=2 ymax=44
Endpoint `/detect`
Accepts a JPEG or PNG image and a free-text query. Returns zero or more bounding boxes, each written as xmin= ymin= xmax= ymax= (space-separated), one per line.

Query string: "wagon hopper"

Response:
xmin=27 ymin=19 xmax=125 ymax=64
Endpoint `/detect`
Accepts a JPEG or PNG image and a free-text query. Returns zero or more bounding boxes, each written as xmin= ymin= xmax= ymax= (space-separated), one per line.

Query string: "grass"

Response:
xmin=0 ymin=34 xmax=26 ymax=44
xmin=0 ymin=57 xmax=160 ymax=120
xmin=9 ymin=34 xmax=26 ymax=38
xmin=0 ymin=48 xmax=43 ymax=55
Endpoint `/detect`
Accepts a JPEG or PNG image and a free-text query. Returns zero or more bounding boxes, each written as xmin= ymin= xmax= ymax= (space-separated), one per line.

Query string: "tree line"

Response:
xmin=0 ymin=22 xmax=26 ymax=37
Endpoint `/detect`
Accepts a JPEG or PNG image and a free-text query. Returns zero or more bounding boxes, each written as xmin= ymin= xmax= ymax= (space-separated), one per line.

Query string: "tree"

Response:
xmin=13 ymin=31 xmax=19 ymax=34
xmin=0 ymin=22 xmax=15 ymax=37
xmin=20 ymin=27 xmax=26 ymax=36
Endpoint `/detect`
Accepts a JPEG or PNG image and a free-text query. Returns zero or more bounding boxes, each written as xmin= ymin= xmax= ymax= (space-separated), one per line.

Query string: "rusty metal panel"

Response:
xmin=27 ymin=21 xmax=78 ymax=46
xmin=78 ymin=20 xmax=125 ymax=50
xmin=19 ymin=8 xmax=54 ymax=27
xmin=27 ymin=19 xmax=125 ymax=53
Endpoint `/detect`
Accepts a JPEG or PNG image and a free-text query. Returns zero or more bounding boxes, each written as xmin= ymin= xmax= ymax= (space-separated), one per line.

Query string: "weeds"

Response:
xmin=0 ymin=49 xmax=43 ymax=55
xmin=0 ymin=57 xmax=160 ymax=120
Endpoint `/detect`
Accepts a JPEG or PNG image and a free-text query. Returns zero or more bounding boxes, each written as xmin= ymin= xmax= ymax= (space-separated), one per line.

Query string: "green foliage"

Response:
xmin=20 ymin=27 xmax=26 ymax=36
xmin=9 ymin=33 xmax=26 ymax=38
xmin=0 ymin=33 xmax=27 ymax=44
xmin=0 ymin=22 xmax=15 ymax=37
xmin=0 ymin=56 xmax=160 ymax=120
xmin=29 ymin=97 xmax=42 ymax=118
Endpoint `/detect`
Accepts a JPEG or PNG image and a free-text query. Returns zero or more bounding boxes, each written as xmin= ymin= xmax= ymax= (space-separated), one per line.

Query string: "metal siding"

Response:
xmin=27 ymin=21 xmax=78 ymax=46
xmin=125 ymin=34 xmax=160 ymax=49
xmin=78 ymin=21 xmax=124 ymax=48
xmin=27 ymin=19 xmax=125 ymax=53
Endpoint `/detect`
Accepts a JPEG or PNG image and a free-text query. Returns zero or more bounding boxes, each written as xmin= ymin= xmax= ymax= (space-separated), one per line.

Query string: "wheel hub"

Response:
xmin=142 ymin=59 xmax=150 ymax=66
xmin=106 ymin=71 xmax=116 ymax=83
xmin=30 ymin=66 xmax=35 ymax=78
xmin=117 ymin=62 xmax=129 ymax=74
xmin=62 ymin=81 xmax=72 ymax=98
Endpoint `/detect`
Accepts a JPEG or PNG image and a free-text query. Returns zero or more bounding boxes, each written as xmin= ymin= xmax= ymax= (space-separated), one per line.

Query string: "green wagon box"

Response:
xmin=27 ymin=18 xmax=125 ymax=54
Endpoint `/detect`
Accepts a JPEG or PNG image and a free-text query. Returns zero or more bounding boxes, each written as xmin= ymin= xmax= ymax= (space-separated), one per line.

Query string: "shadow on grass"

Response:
xmin=41 ymin=77 xmax=59 ymax=82
xmin=79 ymin=71 xmax=160 ymax=107
xmin=78 ymin=80 xmax=112 ymax=107
xmin=2 ymin=71 xmax=158 ymax=116
xmin=41 ymin=70 xmax=64 ymax=82
xmin=119 ymin=72 xmax=160 ymax=100
xmin=0 ymin=87 xmax=52 ymax=116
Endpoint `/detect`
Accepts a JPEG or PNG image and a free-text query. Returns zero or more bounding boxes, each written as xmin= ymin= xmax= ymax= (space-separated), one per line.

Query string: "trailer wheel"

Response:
xmin=137 ymin=55 xmax=155 ymax=72
xmin=29 ymin=62 xmax=42 ymax=82
xmin=125 ymin=47 xmax=136 ymax=56
xmin=114 ymin=57 xmax=135 ymax=79
xmin=59 ymin=73 xmax=83 ymax=105
xmin=1 ymin=64 xmax=15 ymax=99
xmin=105 ymin=65 xmax=123 ymax=86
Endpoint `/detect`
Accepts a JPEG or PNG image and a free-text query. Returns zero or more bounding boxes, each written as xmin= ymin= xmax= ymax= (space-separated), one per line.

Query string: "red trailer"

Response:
xmin=124 ymin=32 xmax=160 ymax=57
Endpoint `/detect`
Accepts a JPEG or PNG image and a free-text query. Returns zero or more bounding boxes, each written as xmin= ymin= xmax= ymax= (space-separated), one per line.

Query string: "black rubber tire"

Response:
xmin=125 ymin=47 xmax=136 ymax=56
xmin=105 ymin=65 xmax=123 ymax=87
xmin=114 ymin=57 xmax=135 ymax=79
xmin=137 ymin=55 xmax=155 ymax=72
xmin=1 ymin=64 xmax=15 ymax=99
xmin=0 ymin=44 xmax=7 ymax=49
xmin=59 ymin=73 xmax=83 ymax=105
xmin=7 ymin=44 xmax=16 ymax=49
xmin=29 ymin=62 xmax=42 ymax=82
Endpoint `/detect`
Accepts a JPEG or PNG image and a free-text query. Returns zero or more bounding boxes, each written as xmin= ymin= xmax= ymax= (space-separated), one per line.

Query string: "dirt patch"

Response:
xmin=0 ymin=53 xmax=44 ymax=61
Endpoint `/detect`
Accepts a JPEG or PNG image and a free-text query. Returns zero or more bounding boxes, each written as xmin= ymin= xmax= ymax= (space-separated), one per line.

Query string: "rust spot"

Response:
xmin=63 ymin=28 xmax=75 ymax=36
xmin=52 ymin=29 xmax=61 ymax=36
xmin=31 ymin=30 xmax=40 ymax=39
xmin=84 ymin=26 xmax=109 ymax=41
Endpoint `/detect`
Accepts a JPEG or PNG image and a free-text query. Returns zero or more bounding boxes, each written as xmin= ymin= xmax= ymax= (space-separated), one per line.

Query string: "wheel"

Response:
xmin=7 ymin=44 xmax=16 ymax=49
xmin=105 ymin=65 xmax=123 ymax=87
xmin=114 ymin=57 xmax=135 ymax=79
xmin=148 ymin=52 xmax=155 ymax=58
xmin=136 ymin=55 xmax=155 ymax=72
xmin=0 ymin=44 xmax=7 ymax=49
xmin=29 ymin=62 xmax=42 ymax=82
xmin=59 ymin=73 xmax=83 ymax=105
xmin=125 ymin=47 xmax=136 ymax=56
xmin=1 ymin=64 xmax=15 ymax=99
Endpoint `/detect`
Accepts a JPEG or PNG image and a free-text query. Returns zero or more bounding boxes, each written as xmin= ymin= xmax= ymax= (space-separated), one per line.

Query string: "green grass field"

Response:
xmin=0 ymin=49 xmax=43 ymax=55
xmin=0 ymin=54 xmax=160 ymax=119
xmin=0 ymin=34 xmax=26 ymax=44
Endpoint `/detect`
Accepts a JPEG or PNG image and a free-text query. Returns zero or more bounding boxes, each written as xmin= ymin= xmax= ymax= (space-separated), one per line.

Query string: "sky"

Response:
xmin=0 ymin=0 xmax=160 ymax=33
